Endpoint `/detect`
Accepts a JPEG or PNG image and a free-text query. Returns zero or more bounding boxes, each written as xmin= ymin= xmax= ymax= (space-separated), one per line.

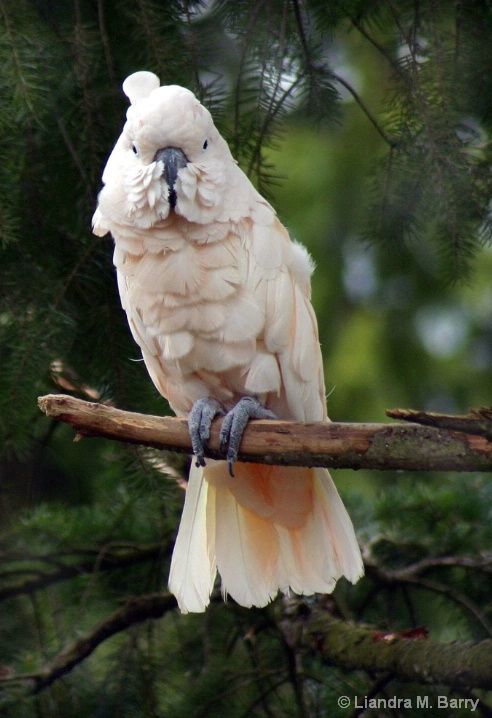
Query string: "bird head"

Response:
xmin=95 ymin=71 xmax=234 ymax=231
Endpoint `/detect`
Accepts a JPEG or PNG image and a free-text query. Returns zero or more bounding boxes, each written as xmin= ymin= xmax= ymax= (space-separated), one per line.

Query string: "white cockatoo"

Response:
xmin=93 ymin=71 xmax=364 ymax=613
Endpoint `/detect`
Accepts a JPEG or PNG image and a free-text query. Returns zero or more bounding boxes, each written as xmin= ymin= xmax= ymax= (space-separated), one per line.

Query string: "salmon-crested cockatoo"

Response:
xmin=93 ymin=71 xmax=364 ymax=613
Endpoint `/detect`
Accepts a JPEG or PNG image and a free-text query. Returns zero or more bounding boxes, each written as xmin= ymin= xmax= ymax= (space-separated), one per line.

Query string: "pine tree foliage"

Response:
xmin=362 ymin=0 xmax=492 ymax=279
xmin=2 ymin=1 xmax=492 ymax=715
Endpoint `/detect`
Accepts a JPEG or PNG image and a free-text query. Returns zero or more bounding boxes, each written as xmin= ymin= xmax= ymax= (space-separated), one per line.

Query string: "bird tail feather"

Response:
xmin=168 ymin=460 xmax=363 ymax=613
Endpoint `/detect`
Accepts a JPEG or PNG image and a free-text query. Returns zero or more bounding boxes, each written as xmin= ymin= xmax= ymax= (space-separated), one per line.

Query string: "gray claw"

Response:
xmin=219 ymin=397 xmax=277 ymax=477
xmin=188 ymin=398 xmax=224 ymax=467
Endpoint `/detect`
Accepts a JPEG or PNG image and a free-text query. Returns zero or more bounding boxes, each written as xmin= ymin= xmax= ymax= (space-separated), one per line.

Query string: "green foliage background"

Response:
xmin=2 ymin=0 xmax=492 ymax=715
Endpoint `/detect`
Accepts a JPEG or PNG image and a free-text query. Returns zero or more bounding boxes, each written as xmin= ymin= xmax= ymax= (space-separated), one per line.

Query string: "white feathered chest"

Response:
xmin=113 ymin=214 xmax=258 ymax=353
xmin=107 ymin=188 xmax=322 ymax=421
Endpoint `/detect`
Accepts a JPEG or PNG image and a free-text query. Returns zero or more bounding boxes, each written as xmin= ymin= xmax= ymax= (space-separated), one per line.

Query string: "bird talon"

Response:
xmin=219 ymin=413 xmax=233 ymax=453
xmin=220 ymin=397 xmax=277 ymax=476
xmin=188 ymin=398 xmax=224 ymax=466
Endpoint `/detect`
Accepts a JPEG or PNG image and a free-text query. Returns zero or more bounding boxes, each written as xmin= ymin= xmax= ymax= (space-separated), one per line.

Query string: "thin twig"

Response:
xmin=0 ymin=543 xmax=165 ymax=603
xmin=332 ymin=71 xmax=396 ymax=147
xmin=366 ymin=561 xmax=492 ymax=636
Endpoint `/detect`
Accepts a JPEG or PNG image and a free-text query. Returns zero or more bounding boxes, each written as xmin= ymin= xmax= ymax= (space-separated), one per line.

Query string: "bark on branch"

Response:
xmin=38 ymin=394 xmax=492 ymax=472
xmin=303 ymin=609 xmax=492 ymax=690
xmin=387 ymin=406 xmax=492 ymax=441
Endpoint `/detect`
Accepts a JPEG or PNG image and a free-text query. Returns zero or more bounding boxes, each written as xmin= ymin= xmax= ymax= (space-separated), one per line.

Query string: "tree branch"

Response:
xmin=32 ymin=593 xmax=177 ymax=692
xmin=302 ymin=609 xmax=492 ymax=690
xmin=5 ymin=591 xmax=491 ymax=694
xmin=38 ymin=394 xmax=492 ymax=472
xmin=387 ymin=406 xmax=492 ymax=442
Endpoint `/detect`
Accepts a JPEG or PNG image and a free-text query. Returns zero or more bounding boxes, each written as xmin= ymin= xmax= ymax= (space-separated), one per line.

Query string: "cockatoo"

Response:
xmin=93 ymin=71 xmax=364 ymax=613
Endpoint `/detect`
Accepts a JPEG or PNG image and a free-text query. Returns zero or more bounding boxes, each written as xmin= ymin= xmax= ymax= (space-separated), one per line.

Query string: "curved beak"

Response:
xmin=154 ymin=146 xmax=188 ymax=209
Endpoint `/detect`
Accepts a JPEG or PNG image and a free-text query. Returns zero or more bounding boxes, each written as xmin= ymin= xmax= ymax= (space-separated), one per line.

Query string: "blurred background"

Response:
xmin=2 ymin=1 xmax=492 ymax=716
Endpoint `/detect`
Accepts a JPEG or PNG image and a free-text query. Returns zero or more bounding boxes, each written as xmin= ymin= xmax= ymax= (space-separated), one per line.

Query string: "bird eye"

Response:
xmin=202 ymin=139 xmax=208 ymax=150
xmin=132 ymin=144 xmax=138 ymax=155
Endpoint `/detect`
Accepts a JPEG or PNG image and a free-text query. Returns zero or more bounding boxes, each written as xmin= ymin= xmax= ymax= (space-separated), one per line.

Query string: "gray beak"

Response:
xmin=154 ymin=147 xmax=188 ymax=209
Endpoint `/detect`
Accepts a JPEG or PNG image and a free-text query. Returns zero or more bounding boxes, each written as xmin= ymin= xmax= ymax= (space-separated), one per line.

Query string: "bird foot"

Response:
xmin=188 ymin=396 xmax=276 ymax=476
xmin=188 ymin=398 xmax=224 ymax=468
xmin=219 ymin=397 xmax=277 ymax=477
